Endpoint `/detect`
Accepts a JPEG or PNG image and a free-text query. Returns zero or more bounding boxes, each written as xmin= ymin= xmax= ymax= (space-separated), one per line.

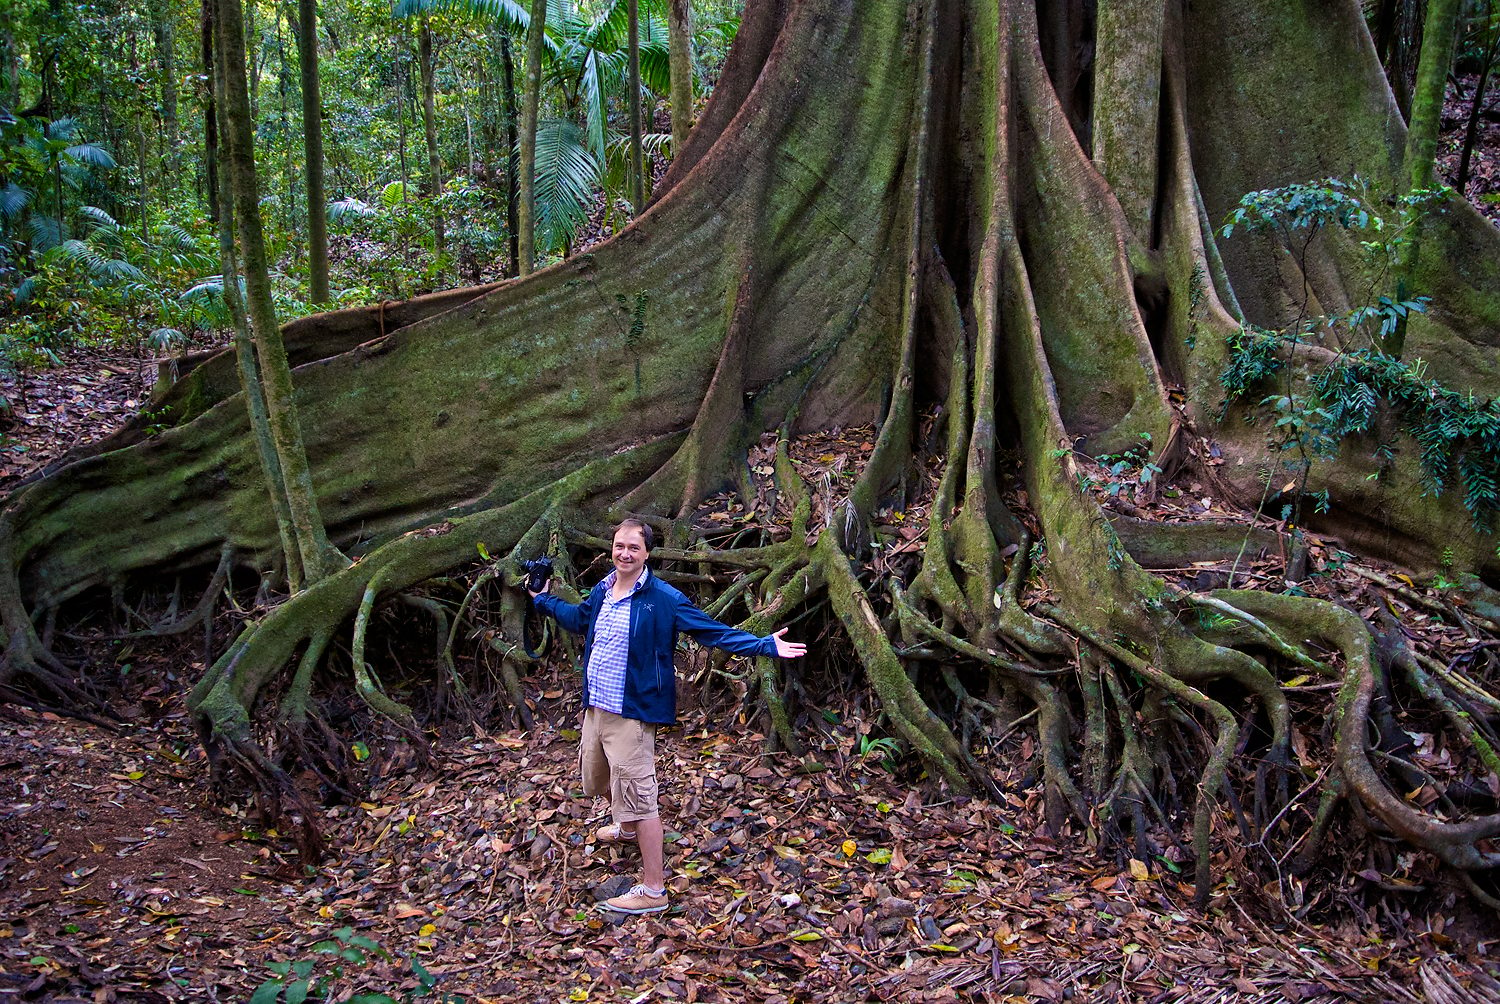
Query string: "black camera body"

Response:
xmin=521 ymin=556 xmax=553 ymax=592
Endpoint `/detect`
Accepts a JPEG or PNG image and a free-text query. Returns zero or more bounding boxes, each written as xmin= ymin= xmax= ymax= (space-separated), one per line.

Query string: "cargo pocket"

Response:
xmin=614 ymin=771 xmax=660 ymax=819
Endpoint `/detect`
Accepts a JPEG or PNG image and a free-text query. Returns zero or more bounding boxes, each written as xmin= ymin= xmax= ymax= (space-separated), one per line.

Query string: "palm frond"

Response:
xmin=155 ymin=223 xmax=201 ymax=251
xmin=392 ymin=0 xmax=562 ymax=56
xmin=44 ymin=117 xmax=82 ymax=142
xmin=638 ymin=39 xmax=671 ymax=96
xmin=50 ymin=239 xmax=146 ymax=284
xmin=575 ymin=47 xmax=611 ymax=158
xmin=378 ymin=181 xmax=412 ymax=209
xmin=329 ymin=197 xmax=378 ymax=223
xmin=0 ymin=182 xmax=30 ymax=220
xmin=25 ymin=215 xmax=62 ymax=253
xmin=147 ymin=327 xmax=187 ymax=352
xmin=63 ymin=143 xmax=117 ymax=169
xmin=532 ymin=117 xmax=600 ymax=252
xmin=77 ymin=205 xmax=119 ymax=232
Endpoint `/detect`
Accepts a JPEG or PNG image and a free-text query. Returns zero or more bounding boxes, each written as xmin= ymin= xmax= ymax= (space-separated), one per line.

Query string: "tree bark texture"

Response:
xmin=517 ymin=0 xmax=546 ymax=275
xmin=297 ymin=0 xmax=329 ymax=304
xmin=213 ymin=0 xmax=344 ymax=587
xmin=667 ymin=0 xmax=693 ymax=155
xmin=628 ymin=0 xmax=646 ymax=213
xmin=1404 ymin=0 xmax=1460 ymax=193
xmin=7 ymin=0 xmax=1500 ymax=902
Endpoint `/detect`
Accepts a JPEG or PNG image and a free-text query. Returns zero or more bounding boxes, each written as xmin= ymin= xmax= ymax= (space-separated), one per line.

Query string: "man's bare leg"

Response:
xmin=635 ymin=814 xmax=665 ymax=890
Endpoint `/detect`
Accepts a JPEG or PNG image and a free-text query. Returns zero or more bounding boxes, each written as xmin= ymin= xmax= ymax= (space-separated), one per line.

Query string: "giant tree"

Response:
xmin=6 ymin=0 xmax=1500 ymax=906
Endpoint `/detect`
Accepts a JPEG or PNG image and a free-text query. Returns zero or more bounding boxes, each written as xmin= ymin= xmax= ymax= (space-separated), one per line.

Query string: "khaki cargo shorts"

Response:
xmin=580 ymin=707 xmax=659 ymax=823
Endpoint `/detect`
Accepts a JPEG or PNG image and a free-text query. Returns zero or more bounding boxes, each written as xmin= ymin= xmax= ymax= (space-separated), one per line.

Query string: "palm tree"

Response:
xmin=0 ymin=116 xmax=117 ymax=264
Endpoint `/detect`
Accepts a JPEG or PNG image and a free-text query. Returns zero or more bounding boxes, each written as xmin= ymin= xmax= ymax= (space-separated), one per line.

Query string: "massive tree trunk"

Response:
xmin=7 ymin=0 xmax=1500 ymax=905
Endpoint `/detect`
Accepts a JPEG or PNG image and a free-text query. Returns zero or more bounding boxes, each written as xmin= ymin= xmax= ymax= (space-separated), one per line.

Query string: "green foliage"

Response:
xmin=1093 ymin=433 xmax=1162 ymax=501
xmin=248 ymin=926 xmax=458 ymax=1004
xmin=0 ymin=0 xmax=743 ymax=366
xmin=857 ymin=733 xmax=903 ymax=773
xmin=1220 ymin=177 xmax=1500 ymax=532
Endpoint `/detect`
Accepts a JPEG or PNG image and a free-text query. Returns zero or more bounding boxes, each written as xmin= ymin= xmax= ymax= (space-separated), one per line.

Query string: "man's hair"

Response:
xmin=614 ymin=517 xmax=655 ymax=551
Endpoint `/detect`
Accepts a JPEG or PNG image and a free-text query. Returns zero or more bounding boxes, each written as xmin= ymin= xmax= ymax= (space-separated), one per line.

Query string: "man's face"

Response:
xmin=612 ymin=526 xmax=649 ymax=579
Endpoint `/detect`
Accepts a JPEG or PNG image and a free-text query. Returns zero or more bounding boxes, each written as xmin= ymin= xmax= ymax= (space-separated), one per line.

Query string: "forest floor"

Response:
xmin=0 ymin=677 xmax=1492 ymax=1004
xmin=3 ymin=78 xmax=1500 ymax=1004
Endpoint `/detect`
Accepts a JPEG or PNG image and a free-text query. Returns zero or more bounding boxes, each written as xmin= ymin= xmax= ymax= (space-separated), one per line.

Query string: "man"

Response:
xmin=530 ymin=517 xmax=807 ymax=914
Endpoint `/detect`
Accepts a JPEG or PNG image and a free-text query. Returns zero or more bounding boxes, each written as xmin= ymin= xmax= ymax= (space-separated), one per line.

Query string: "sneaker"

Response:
xmin=602 ymin=883 xmax=669 ymax=915
xmin=593 ymin=823 xmax=638 ymax=844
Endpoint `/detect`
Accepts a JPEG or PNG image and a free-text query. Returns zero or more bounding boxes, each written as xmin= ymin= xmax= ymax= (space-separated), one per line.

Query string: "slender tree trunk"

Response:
xmin=501 ymin=32 xmax=520 ymax=278
xmin=419 ymin=18 xmax=445 ymax=268
xmin=149 ymin=0 xmax=179 ymax=180
xmin=397 ymin=42 xmax=409 ymax=197
xmin=458 ymin=63 xmax=474 ymax=174
xmin=1378 ymin=0 xmax=1429 ymax=120
xmin=277 ymin=6 xmax=296 ymax=245
xmin=245 ymin=0 xmax=258 ymax=115
xmin=517 ymin=0 xmax=546 ymax=276
xmin=667 ymin=0 xmax=692 ymax=157
xmin=1386 ymin=0 xmax=1460 ymax=359
xmin=1456 ymin=22 xmax=1500 ymax=195
xmin=1404 ymin=0 xmax=1459 ymax=193
xmin=215 ymin=0 xmax=346 ymax=586
xmin=211 ymin=19 xmax=303 ymax=592
xmin=628 ymin=0 xmax=645 ymax=213
xmin=202 ymin=0 xmax=220 ymax=222
xmin=297 ymin=0 xmax=329 ymax=304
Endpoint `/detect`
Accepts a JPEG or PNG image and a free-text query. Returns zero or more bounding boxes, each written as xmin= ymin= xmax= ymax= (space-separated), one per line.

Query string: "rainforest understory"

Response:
xmin=7 ymin=0 xmax=1500 ymax=926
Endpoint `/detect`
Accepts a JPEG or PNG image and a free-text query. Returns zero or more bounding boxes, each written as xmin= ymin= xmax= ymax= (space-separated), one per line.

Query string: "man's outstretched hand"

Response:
xmin=770 ymin=628 xmax=807 ymax=659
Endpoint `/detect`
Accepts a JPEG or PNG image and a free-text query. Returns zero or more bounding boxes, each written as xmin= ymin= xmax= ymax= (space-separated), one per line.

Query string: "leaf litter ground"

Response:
xmin=0 ymin=668 xmax=1493 ymax=1004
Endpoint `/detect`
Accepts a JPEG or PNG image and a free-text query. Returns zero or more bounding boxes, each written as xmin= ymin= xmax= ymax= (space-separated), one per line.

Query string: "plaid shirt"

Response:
xmin=584 ymin=568 xmax=650 ymax=714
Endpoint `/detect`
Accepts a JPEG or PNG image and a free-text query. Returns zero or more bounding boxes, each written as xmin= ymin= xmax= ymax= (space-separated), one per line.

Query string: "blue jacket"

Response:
xmin=535 ymin=572 xmax=777 ymax=725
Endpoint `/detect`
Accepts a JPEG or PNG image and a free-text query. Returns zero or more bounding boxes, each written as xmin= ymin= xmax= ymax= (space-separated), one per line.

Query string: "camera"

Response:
xmin=520 ymin=556 xmax=553 ymax=592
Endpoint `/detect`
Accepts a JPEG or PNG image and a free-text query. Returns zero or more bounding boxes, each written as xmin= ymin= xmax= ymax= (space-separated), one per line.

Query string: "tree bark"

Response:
xmin=628 ymin=0 xmax=646 ymax=213
xmin=211 ymin=19 xmax=303 ymax=592
xmin=667 ymin=0 xmax=693 ymax=156
xmin=214 ymin=0 xmax=344 ymax=586
xmin=297 ymin=0 xmax=329 ymax=304
xmin=1092 ymin=0 xmax=1164 ymax=242
xmin=1404 ymin=0 xmax=1460 ymax=193
xmin=517 ymin=0 xmax=546 ymax=276
xmin=149 ymin=0 xmax=179 ymax=180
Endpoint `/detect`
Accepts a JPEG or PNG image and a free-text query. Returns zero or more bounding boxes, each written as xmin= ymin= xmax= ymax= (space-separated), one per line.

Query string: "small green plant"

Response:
xmin=1217 ymin=177 xmax=1500 ymax=533
xmin=247 ymin=927 xmax=456 ymax=1004
xmin=1094 ymin=433 xmax=1163 ymax=500
xmin=856 ymin=733 xmax=903 ymax=772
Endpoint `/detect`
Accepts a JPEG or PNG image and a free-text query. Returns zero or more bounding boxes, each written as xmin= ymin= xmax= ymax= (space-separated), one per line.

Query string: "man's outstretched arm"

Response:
xmin=531 ymin=581 xmax=591 ymax=635
xmin=675 ymin=598 xmax=807 ymax=658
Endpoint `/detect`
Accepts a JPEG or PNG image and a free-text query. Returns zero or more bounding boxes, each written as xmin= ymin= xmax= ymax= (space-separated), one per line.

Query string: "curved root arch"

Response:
xmin=4 ymin=0 xmax=1500 ymax=906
